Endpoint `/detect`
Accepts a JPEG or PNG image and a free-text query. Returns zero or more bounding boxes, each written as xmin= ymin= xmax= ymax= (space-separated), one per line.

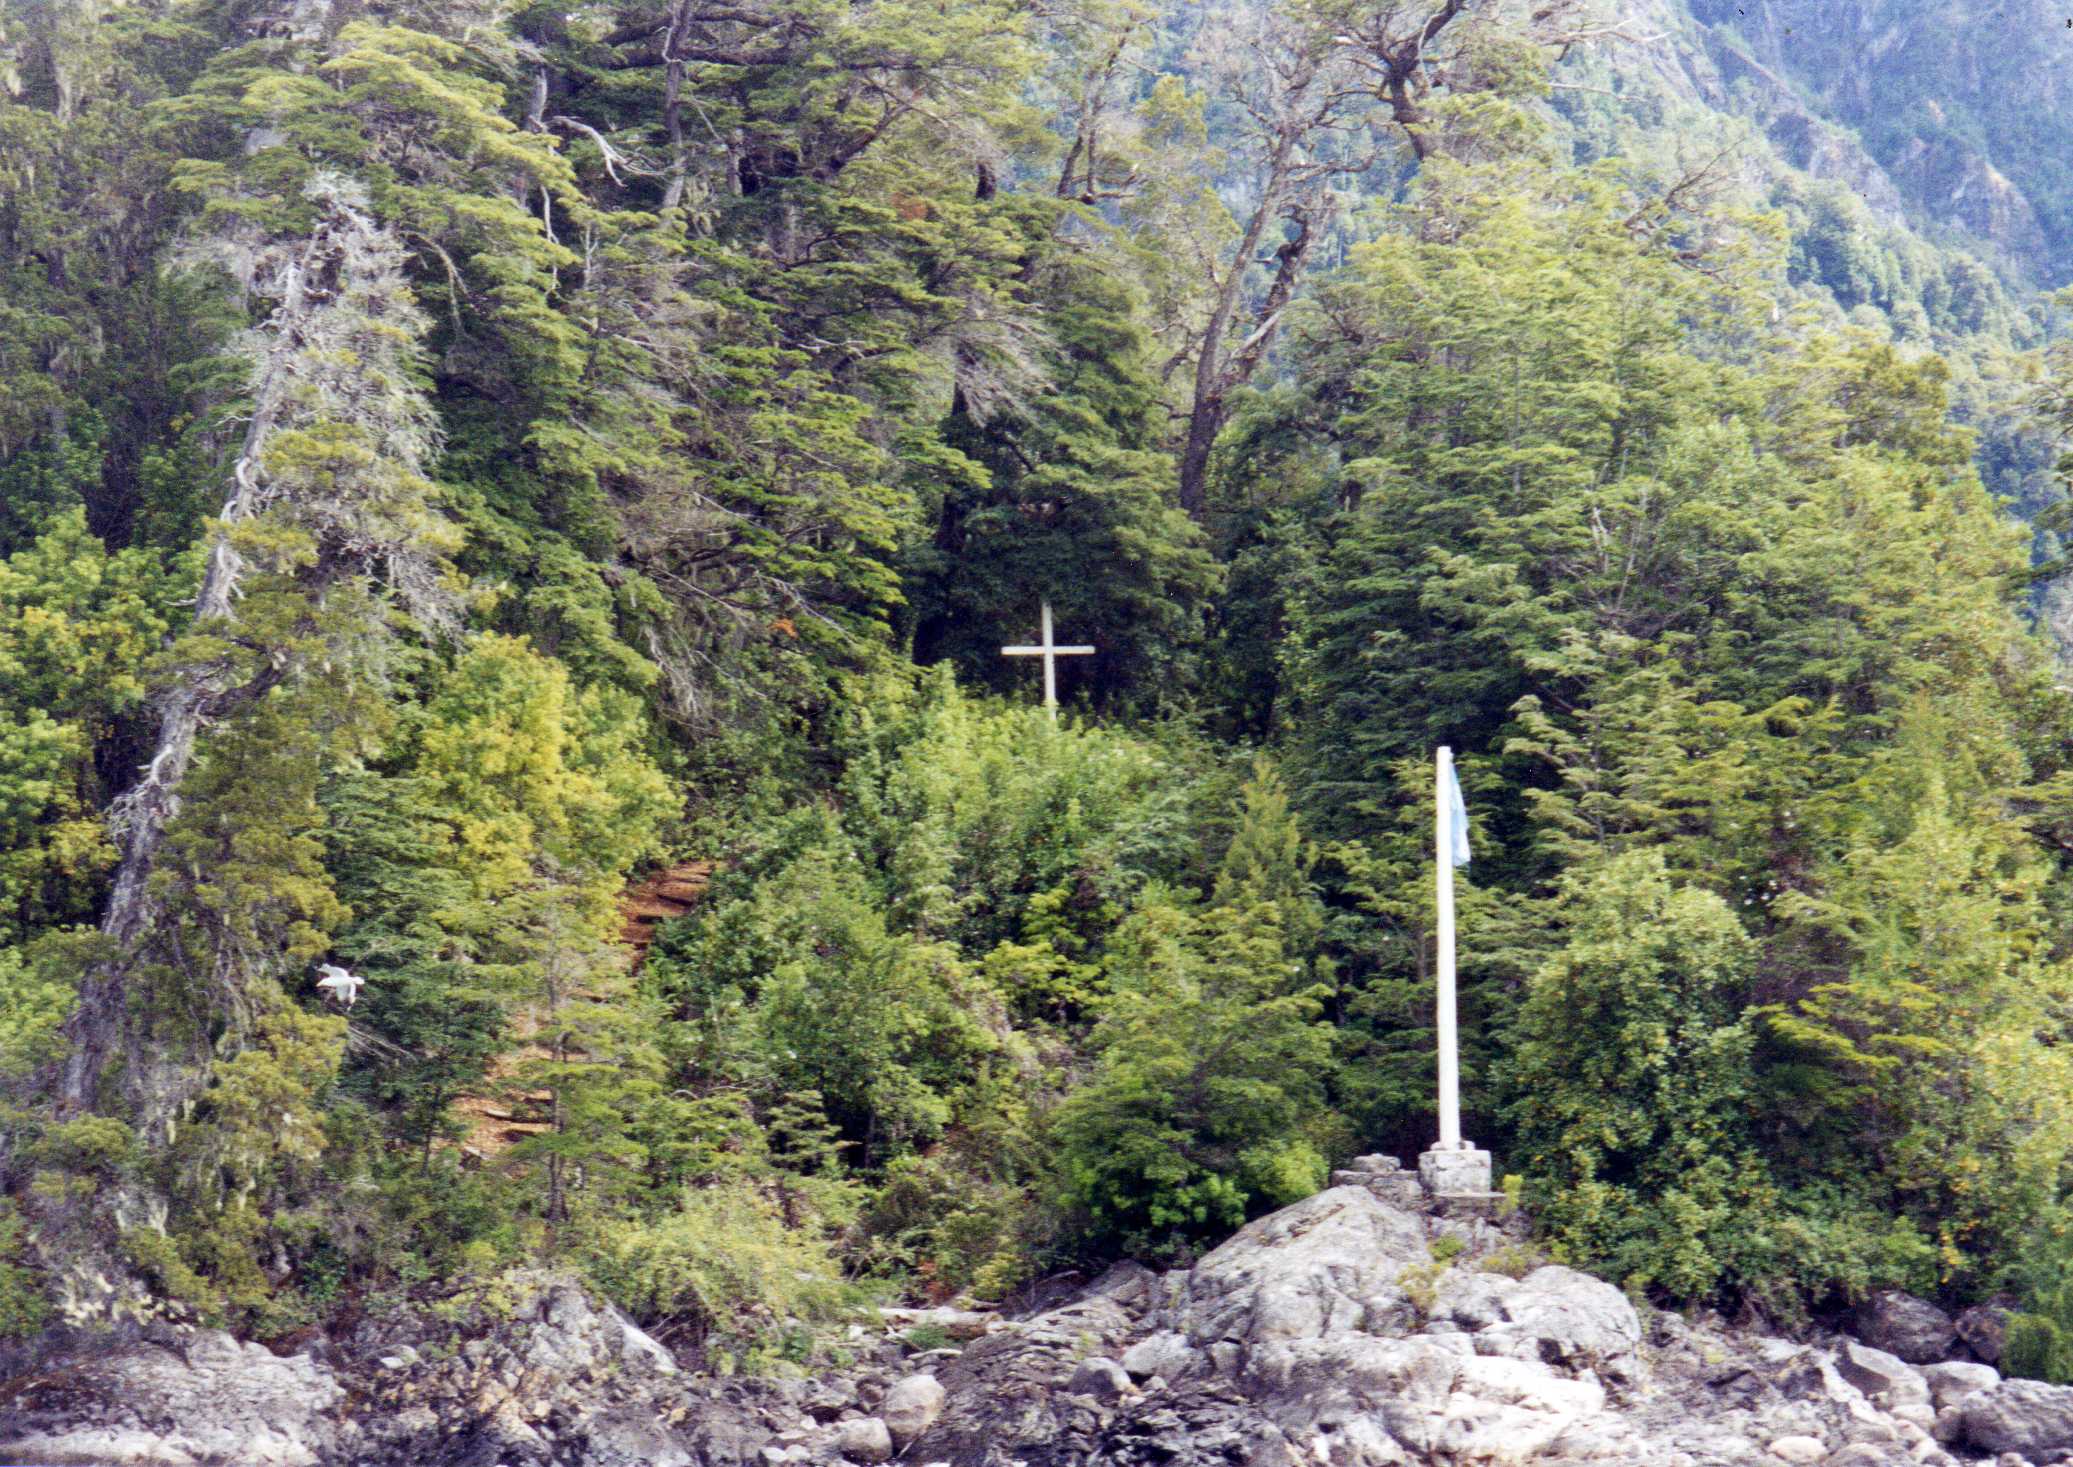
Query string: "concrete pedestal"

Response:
xmin=1418 ymin=1142 xmax=1492 ymax=1197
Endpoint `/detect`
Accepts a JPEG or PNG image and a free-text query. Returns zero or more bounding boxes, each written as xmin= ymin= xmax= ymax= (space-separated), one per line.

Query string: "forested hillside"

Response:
xmin=5 ymin=0 xmax=2073 ymax=1373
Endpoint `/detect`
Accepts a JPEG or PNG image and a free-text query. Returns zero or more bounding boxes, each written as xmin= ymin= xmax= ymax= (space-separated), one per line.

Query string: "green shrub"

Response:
xmin=0 ymin=1206 xmax=47 ymax=1340
xmin=1478 ymin=1242 xmax=1542 ymax=1280
xmin=579 ymin=1184 xmax=861 ymax=1366
xmin=2005 ymin=1313 xmax=2071 ymax=1384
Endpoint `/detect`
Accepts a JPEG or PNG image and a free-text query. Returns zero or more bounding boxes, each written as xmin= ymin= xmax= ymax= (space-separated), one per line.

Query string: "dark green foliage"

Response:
xmin=1 ymin=0 xmax=2070 ymax=1354
xmin=1049 ymin=896 xmax=1333 ymax=1260
xmin=1503 ymin=852 xmax=1771 ymax=1301
xmin=2006 ymin=1309 xmax=2073 ymax=1385
xmin=903 ymin=201 xmax=1219 ymax=712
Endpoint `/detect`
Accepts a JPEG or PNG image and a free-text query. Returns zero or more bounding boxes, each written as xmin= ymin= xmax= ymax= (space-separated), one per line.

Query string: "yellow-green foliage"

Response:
xmin=417 ymin=634 xmax=674 ymax=909
xmin=0 ymin=1204 xmax=47 ymax=1339
xmin=579 ymin=1185 xmax=860 ymax=1365
xmin=0 ymin=510 xmax=182 ymax=942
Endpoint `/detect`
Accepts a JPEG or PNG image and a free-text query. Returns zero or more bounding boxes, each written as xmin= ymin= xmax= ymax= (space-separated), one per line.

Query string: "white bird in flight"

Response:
xmin=314 ymin=963 xmax=365 ymax=1008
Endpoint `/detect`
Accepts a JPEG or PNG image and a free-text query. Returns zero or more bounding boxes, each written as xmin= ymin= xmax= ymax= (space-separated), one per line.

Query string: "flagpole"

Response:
xmin=1040 ymin=601 xmax=1058 ymax=714
xmin=1436 ymin=745 xmax=1461 ymax=1149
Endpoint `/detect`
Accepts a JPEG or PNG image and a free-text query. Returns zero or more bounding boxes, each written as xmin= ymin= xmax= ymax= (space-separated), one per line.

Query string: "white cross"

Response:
xmin=1001 ymin=601 xmax=1094 ymax=719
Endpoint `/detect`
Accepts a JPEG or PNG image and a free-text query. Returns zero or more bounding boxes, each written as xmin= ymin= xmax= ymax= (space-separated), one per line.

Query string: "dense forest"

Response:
xmin=4 ymin=0 xmax=2073 ymax=1377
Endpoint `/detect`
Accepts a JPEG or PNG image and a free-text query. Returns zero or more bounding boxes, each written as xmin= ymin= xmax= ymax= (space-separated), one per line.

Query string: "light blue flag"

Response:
xmin=1446 ymin=761 xmax=1471 ymax=868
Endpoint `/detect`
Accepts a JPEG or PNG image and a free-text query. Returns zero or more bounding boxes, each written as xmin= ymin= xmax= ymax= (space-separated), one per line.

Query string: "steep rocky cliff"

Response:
xmin=1558 ymin=0 xmax=2073 ymax=282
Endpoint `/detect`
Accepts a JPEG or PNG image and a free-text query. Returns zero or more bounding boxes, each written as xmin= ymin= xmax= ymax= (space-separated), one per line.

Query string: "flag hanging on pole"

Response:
xmin=1445 ymin=759 xmax=1471 ymax=868
xmin=1435 ymin=746 xmax=1463 ymax=1150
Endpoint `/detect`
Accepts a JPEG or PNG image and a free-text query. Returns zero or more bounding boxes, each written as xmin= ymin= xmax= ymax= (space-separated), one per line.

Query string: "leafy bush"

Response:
xmin=0 ymin=1205 xmax=47 ymax=1339
xmin=579 ymin=1185 xmax=862 ymax=1366
xmin=1049 ymin=897 xmax=1334 ymax=1262
xmin=2005 ymin=1313 xmax=2071 ymax=1384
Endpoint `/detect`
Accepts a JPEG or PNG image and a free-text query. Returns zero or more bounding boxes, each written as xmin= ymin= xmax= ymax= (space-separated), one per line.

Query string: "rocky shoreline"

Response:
xmin=7 ymin=1165 xmax=2073 ymax=1466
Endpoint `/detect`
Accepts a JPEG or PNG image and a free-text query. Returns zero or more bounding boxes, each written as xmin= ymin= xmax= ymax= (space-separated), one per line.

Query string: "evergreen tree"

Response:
xmin=1049 ymin=892 xmax=1333 ymax=1260
xmin=1503 ymin=851 xmax=1772 ymax=1302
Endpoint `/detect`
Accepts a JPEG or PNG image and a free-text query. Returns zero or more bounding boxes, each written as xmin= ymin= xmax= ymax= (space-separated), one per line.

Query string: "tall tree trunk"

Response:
xmin=55 ymin=179 xmax=437 ymax=1130
xmin=56 ymin=220 xmax=332 ymax=1120
xmin=1176 ymin=116 xmax=1303 ymax=519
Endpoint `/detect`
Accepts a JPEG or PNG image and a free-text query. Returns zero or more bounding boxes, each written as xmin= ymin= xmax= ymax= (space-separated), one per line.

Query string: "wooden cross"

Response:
xmin=1001 ymin=601 xmax=1094 ymax=719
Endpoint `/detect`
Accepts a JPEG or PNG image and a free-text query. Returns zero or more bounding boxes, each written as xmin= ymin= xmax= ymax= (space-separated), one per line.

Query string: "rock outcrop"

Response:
xmin=7 ymin=1186 xmax=2071 ymax=1466
xmin=1 ymin=1327 xmax=342 ymax=1467
xmin=1856 ymin=1290 xmax=1960 ymax=1366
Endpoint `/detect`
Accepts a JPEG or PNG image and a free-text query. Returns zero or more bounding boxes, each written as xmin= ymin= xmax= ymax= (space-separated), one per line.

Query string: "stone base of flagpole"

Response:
xmin=1418 ymin=1141 xmax=1493 ymax=1199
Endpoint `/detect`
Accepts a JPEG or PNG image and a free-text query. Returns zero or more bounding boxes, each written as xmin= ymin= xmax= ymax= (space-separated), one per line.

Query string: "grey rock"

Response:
xmin=1961 ymin=1379 xmax=2073 ymax=1456
xmin=1835 ymin=1342 xmax=1931 ymax=1408
xmin=1120 ymin=1329 xmax=1197 ymax=1382
xmin=1826 ymin=1446 xmax=1905 ymax=1466
xmin=0 ymin=1329 xmax=342 ymax=1467
xmin=1176 ymin=1185 xmax=1429 ymax=1346
xmin=1922 ymin=1361 xmax=2001 ymax=1410
xmin=881 ymin=1372 xmax=947 ymax=1447
xmin=1959 ymin=1306 xmax=2014 ymax=1367
xmin=1771 ymin=1349 xmax=1869 ymax=1409
xmin=1857 ymin=1292 xmax=1959 ymax=1366
xmin=1241 ymin=1333 xmax=1462 ymax=1426
xmin=583 ymin=1407 xmax=696 ymax=1467
xmin=833 ymin=1416 xmax=894 ymax=1464
xmin=1467 ymin=1265 xmax=1646 ymax=1385
xmin=1068 ymin=1356 xmax=1133 ymax=1404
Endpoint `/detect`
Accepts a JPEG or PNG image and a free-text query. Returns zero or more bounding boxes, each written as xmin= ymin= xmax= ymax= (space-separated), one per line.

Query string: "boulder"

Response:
xmin=1922 ymin=1361 xmax=2001 ymax=1411
xmin=1464 ymin=1265 xmax=1645 ymax=1385
xmin=1957 ymin=1305 xmax=2013 ymax=1367
xmin=1068 ymin=1356 xmax=1134 ymax=1404
xmin=1121 ymin=1330 xmax=1197 ymax=1382
xmin=881 ymin=1372 xmax=947 ymax=1447
xmin=1176 ymin=1186 xmax=1429 ymax=1346
xmin=833 ymin=1416 xmax=894 ymax=1464
xmin=1770 ymin=1349 xmax=1869 ymax=1411
xmin=1765 ymin=1436 xmax=1826 ymax=1463
xmin=1240 ymin=1334 xmax=1462 ymax=1428
xmin=1834 ymin=1342 xmax=1931 ymax=1409
xmin=1822 ymin=1446 xmax=1896 ymax=1467
xmin=1856 ymin=1292 xmax=1959 ymax=1366
xmin=1451 ymin=1353 xmax=1606 ymax=1416
xmin=1958 ymin=1379 xmax=2073 ymax=1457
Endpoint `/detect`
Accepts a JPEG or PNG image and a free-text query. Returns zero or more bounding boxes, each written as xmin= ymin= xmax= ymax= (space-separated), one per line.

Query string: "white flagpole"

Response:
xmin=1436 ymin=745 xmax=1461 ymax=1149
xmin=1041 ymin=601 xmax=1058 ymax=713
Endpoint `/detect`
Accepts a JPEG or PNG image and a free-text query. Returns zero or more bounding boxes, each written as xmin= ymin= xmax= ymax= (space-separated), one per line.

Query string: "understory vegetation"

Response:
xmin=3 ymin=0 xmax=2073 ymax=1371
